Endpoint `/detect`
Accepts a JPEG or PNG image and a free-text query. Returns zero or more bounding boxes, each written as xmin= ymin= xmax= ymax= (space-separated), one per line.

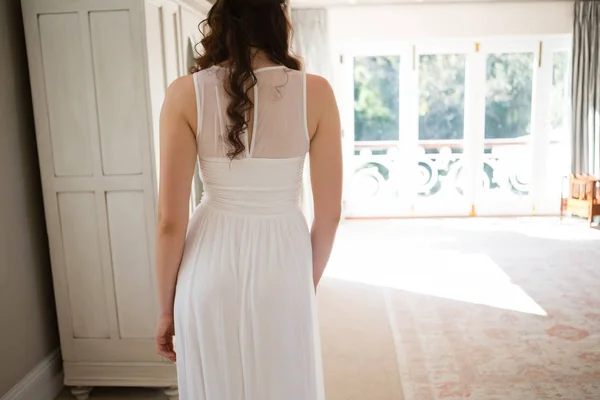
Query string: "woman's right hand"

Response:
xmin=156 ymin=314 xmax=177 ymax=362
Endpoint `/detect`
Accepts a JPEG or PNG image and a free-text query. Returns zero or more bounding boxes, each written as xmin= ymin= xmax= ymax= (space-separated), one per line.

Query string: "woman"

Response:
xmin=154 ymin=0 xmax=342 ymax=398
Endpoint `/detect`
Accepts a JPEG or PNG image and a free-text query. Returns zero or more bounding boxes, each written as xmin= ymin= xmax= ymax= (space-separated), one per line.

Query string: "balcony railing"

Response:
xmin=350 ymin=138 xmax=562 ymax=202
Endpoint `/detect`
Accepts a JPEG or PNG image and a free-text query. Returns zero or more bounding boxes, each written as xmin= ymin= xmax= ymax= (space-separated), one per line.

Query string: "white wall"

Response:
xmin=329 ymin=1 xmax=573 ymax=47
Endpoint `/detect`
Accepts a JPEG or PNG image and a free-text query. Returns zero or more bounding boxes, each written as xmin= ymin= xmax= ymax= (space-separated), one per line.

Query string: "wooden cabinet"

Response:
xmin=20 ymin=0 xmax=210 ymax=398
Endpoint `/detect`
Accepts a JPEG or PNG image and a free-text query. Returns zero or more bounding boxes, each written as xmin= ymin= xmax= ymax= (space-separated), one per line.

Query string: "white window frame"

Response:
xmin=340 ymin=34 xmax=572 ymax=218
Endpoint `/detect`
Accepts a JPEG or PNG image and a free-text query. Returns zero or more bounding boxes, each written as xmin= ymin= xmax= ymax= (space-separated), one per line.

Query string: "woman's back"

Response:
xmin=191 ymin=65 xmax=311 ymax=216
xmin=195 ymin=65 xmax=309 ymax=160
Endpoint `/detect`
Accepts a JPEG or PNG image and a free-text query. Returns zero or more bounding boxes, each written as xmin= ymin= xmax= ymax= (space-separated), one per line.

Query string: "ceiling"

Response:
xmin=201 ymin=0 xmax=570 ymax=8
xmin=292 ymin=0 xmax=569 ymax=6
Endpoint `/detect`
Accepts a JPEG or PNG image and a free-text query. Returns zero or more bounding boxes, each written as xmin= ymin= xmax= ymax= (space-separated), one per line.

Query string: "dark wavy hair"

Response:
xmin=191 ymin=0 xmax=302 ymax=159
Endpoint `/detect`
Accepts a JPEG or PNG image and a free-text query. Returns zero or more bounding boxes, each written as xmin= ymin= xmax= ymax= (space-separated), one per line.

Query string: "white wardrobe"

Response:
xmin=20 ymin=0 xmax=210 ymax=398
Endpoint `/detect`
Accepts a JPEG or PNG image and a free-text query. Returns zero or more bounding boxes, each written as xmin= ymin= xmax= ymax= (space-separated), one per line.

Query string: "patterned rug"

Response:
xmin=320 ymin=218 xmax=600 ymax=400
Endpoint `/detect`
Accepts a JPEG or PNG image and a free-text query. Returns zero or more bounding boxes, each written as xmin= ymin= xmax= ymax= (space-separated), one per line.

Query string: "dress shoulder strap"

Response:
xmin=192 ymin=71 xmax=204 ymax=138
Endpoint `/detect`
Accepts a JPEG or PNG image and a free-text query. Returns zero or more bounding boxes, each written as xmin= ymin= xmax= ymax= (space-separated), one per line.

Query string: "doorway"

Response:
xmin=342 ymin=36 xmax=572 ymax=218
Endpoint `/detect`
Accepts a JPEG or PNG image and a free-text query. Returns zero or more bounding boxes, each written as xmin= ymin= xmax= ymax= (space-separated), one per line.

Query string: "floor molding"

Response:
xmin=1 ymin=349 xmax=63 ymax=400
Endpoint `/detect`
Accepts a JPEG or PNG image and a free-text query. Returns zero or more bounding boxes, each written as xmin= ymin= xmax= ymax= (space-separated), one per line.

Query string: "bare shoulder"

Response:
xmin=305 ymin=73 xmax=340 ymax=140
xmin=306 ymin=73 xmax=334 ymax=99
xmin=306 ymin=73 xmax=337 ymax=113
xmin=162 ymin=74 xmax=197 ymax=133
xmin=164 ymin=75 xmax=195 ymax=108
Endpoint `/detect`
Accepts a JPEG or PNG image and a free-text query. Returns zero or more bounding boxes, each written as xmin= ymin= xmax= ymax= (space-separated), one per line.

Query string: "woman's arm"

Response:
xmin=308 ymin=75 xmax=343 ymax=290
xmin=156 ymin=76 xmax=198 ymax=317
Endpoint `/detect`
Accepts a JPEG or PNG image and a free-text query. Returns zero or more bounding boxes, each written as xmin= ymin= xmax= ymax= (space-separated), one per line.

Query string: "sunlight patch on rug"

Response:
xmin=326 ymin=249 xmax=547 ymax=316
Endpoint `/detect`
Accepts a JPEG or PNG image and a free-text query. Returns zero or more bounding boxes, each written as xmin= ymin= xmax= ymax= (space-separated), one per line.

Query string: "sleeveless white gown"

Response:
xmin=173 ymin=66 xmax=325 ymax=400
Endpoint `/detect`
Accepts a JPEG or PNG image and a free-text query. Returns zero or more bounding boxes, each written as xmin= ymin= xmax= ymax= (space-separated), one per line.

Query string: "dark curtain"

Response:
xmin=571 ymin=0 xmax=600 ymax=176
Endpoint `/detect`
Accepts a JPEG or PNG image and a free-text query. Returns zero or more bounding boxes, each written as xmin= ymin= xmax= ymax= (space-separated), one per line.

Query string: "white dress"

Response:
xmin=173 ymin=66 xmax=325 ymax=400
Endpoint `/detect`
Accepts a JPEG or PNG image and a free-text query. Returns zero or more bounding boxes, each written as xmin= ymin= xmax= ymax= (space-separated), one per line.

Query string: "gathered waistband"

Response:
xmin=200 ymin=190 xmax=302 ymax=216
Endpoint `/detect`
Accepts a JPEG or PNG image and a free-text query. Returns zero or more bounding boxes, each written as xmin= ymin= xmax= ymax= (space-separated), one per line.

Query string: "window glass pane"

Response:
xmin=480 ymin=52 xmax=535 ymax=204
xmin=551 ymin=51 xmax=570 ymax=136
xmin=354 ymin=56 xmax=400 ymax=141
xmin=485 ymin=53 xmax=534 ymax=139
xmin=548 ymin=50 xmax=572 ymax=198
xmin=419 ymin=54 xmax=466 ymax=140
